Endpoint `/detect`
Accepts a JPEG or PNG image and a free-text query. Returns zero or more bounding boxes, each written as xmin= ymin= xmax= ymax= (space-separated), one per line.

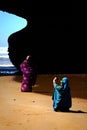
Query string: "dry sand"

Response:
xmin=0 ymin=74 xmax=87 ymax=130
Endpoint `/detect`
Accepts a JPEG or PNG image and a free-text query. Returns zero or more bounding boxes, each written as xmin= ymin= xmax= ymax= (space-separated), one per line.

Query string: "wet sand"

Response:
xmin=0 ymin=74 xmax=87 ymax=130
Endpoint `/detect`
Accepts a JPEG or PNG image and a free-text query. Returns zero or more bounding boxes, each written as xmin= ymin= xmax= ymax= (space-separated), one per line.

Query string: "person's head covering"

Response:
xmin=26 ymin=55 xmax=31 ymax=61
xmin=61 ymin=77 xmax=69 ymax=89
xmin=26 ymin=55 xmax=37 ymax=69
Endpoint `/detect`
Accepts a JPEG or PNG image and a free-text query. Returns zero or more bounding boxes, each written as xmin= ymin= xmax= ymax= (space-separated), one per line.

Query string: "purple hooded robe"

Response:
xmin=20 ymin=56 xmax=37 ymax=92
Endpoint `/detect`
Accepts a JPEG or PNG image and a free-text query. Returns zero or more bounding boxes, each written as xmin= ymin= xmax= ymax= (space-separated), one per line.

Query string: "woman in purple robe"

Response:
xmin=20 ymin=55 xmax=37 ymax=92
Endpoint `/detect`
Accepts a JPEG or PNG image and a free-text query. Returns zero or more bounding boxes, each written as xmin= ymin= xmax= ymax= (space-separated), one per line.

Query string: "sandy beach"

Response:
xmin=0 ymin=74 xmax=87 ymax=130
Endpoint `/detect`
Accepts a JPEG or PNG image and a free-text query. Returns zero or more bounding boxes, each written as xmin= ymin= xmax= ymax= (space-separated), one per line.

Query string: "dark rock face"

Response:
xmin=8 ymin=26 xmax=32 ymax=71
xmin=0 ymin=1 xmax=86 ymax=73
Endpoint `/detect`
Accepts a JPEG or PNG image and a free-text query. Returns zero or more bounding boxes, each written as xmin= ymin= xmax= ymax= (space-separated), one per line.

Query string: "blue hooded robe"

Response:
xmin=52 ymin=77 xmax=72 ymax=112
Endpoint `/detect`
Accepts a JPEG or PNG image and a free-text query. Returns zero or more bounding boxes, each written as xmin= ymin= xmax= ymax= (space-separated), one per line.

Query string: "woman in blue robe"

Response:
xmin=52 ymin=77 xmax=72 ymax=112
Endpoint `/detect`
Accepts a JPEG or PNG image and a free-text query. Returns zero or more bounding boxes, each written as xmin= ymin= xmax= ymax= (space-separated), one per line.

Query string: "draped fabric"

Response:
xmin=20 ymin=56 xmax=37 ymax=92
xmin=52 ymin=77 xmax=72 ymax=111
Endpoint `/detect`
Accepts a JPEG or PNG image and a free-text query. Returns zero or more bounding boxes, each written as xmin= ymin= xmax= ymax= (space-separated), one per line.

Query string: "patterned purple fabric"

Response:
xmin=20 ymin=58 xmax=37 ymax=92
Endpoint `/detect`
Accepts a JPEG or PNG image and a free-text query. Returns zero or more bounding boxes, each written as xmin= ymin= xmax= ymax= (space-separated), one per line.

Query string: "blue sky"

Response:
xmin=0 ymin=10 xmax=27 ymax=47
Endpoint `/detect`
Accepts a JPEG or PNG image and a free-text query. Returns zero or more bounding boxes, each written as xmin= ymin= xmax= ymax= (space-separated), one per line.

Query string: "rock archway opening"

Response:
xmin=0 ymin=10 xmax=27 ymax=75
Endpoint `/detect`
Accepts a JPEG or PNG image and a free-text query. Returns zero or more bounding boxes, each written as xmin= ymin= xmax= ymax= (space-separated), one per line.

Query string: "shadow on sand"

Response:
xmin=57 ymin=110 xmax=87 ymax=113
xmin=68 ymin=110 xmax=87 ymax=113
xmin=7 ymin=74 xmax=87 ymax=100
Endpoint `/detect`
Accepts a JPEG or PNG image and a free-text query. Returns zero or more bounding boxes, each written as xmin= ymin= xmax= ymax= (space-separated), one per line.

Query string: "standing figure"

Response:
xmin=20 ymin=55 xmax=37 ymax=92
xmin=52 ymin=76 xmax=72 ymax=112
